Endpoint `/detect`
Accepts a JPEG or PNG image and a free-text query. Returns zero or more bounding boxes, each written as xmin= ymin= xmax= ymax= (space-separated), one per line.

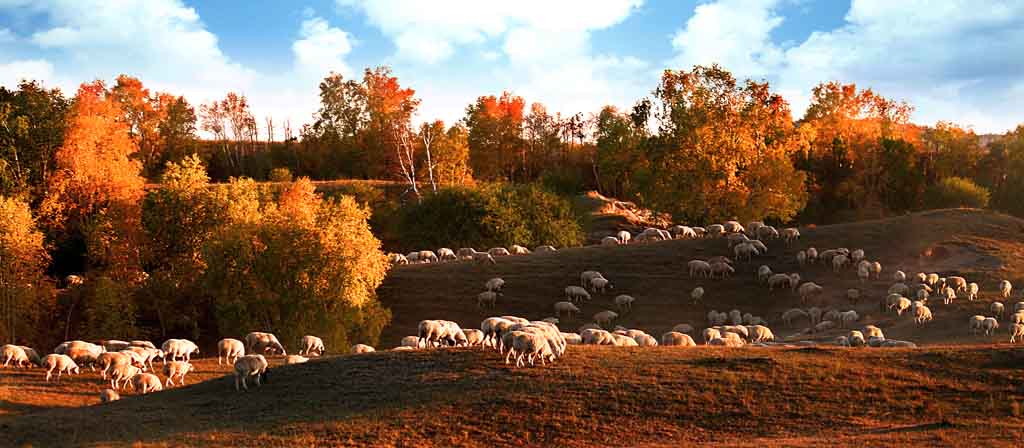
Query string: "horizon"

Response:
xmin=2 ymin=0 xmax=1023 ymax=135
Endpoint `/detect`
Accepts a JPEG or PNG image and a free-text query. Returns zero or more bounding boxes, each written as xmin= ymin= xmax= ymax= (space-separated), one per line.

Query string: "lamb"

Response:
xmin=162 ymin=361 xmax=193 ymax=387
xmin=781 ymin=308 xmax=809 ymax=327
xmin=926 ymin=273 xmax=940 ymax=286
xmin=436 ymin=248 xmax=457 ymax=261
xmin=244 ymin=332 xmax=286 ymax=356
xmin=589 ymin=277 xmax=612 ymax=293
xmin=914 ymin=304 xmax=933 ymax=324
xmin=1011 ymin=324 xmax=1024 ymax=343
xmin=299 ymin=335 xmax=325 ymax=357
xmin=285 ymin=355 xmax=309 ymax=364
xmin=999 ymin=280 xmax=1013 ymax=299
xmin=565 ymin=285 xmax=592 ymax=303
xmin=601 ymin=236 xmax=620 ymax=246
xmin=477 ymin=291 xmax=499 ymax=309
xmin=535 ymin=245 xmax=557 ymax=253
xmin=982 ymin=317 xmax=999 ymax=336
xmin=234 ymin=354 xmax=269 ymax=391
xmin=991 ymin=302 xmax=1005 ymax=318
xmin=688 ymin=260 xmax=712 ymax=278
xmin=613 ymin=295 xmax=635 ymax=312
xmin=616 ymin=230 xmax=632 ymax=244
xmin=2 ymin=345 xmax=38 ymax=368
xmin=593 ymin=310 xmax=619 ymax=327
xmin=485 ymin=277 xmax=506 ymax=292
xmin=690 ymin=287 xmax=704 ymax=303
xmin=99 ymin=389 xmax=119 ymax=403
xmin=488 ymin=247 xmax=511 ymax=257
xmin=703 ymin=328 xmax=721 ymax=344
xmin=474 ymin=252 xmax=496 ymax=265
xmin=967 ymin=283 xmax=979 ymax=301
xmin=162 ymin=338 xmax=201 ymax=361
xmin=553 ymin=301 xmax=581 ymax=318
xmin=781 ymin=227 xmax=800 ymax=244
xmin=351 ymin=344 xmax=376 ymax=354
xmin=798 ymin=282 xmax=824 ymax=304
xmin=43 ymin=354 xmax=79 ymax=382
xmin=661 ymin=332 xmax=697 ymax=346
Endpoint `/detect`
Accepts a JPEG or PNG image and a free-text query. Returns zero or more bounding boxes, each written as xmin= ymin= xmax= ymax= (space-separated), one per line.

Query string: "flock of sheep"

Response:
xmin=388 ymin=245 xmax=559 ymax=267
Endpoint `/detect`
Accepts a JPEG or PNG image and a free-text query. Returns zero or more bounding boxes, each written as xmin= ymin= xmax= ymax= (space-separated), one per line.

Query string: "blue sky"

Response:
xmin=1 ymin=0 xmax=1022 ymax=134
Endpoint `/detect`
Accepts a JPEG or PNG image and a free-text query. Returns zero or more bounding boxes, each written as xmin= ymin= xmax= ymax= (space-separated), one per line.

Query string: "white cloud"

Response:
xmin=668 ymin=0 xmax=1024 ymax=132
xmin=292 ymin=16 xmax=354 ymax=80
xmin=0 ymin=59 xmax=55 ymax=87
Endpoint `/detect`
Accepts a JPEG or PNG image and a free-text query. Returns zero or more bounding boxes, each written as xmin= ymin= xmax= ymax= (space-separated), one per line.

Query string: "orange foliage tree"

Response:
xmin=464 ymin=91 xmax=526 ymax=181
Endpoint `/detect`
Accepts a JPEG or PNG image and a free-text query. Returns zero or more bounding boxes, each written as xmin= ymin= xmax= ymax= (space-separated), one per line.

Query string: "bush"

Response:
xmin=81 ymin=276 xmax=137 ymax=340
xmin=268 ymin=167 xmax=293 ymax=183
xmin=924 ymin=177 xmax=990 ymax=209
xmin=399 ymin=184 xmax=583 ymax=251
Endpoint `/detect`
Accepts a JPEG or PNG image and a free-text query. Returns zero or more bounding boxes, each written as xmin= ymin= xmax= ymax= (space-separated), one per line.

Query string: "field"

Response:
xmin=2 ymin=208 xmax=1024 ymax=447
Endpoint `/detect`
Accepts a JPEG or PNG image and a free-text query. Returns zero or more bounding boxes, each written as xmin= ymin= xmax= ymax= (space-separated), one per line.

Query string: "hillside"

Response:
xmin=377 ymin=209 xmax=1024 ymax=347
xmin=1 ymin=346 xmax=1022 ymax=447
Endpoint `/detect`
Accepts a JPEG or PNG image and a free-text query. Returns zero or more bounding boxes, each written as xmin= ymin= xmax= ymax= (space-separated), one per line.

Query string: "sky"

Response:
xmin=1 ymin=0 xmax=1022 ymax=135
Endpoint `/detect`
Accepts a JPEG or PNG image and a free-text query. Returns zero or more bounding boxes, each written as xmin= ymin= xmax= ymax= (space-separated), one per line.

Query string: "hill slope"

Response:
xmin=2 ymin=346 xmax=1022 ymax=447
xmin=377 ymin=209 xmax=1024 ymax=347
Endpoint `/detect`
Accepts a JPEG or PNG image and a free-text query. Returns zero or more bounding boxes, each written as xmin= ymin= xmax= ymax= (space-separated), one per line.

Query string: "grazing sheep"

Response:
xmin=926 ymin=273 xmax=940 ymax=286
xmin=388 ymin=253 xmax=408 ymax=265
xmin=244 ymin=332 xmax=285 ymax=357
xmin=589 ymin=277 xmax=612 ymax=293
xmin=488 ymin=247 xmax=511 ymax=257
xmin=1000 ymin=280 xmax=1013 ymax=299
xmin=782 ymin=228 xmax=800 ymax=244
xmin=218 ymin=338 xmax=245 ymax=365
xmin=812 ymin=320 xmax=836 ymax=333
xmin=509 ymin=245 xmax=531 ymax=255
xmin=991 ymin=302 xmax=1005 ymax=318
xmin=43 ymin=354 xmax=79 ymax=382
xmin=233 ymin=354 xmax=269 ymax=391
xmin=351 ymin=344 xmax=376 ymax=354
xmin=733 ymin=242 xmax=759 ymax=262
xmin=767 ymin=273 xmax=794 ymax=291
xmin=581 ymin=329 xmax=614 ymax=345
xmin=710 ymin=262 xmax=735 ymax=279
xmin=914 ymin=305 xmax=933 ymax=324
xmin=688 ymin=260 xmax=712 ymax=278
xmin=128 ymin=373 xmax=162 ymax=394
xmin=848 ymin=331 xmax=866 ymax=347
xmin=456 ymin=248 xmax=477 ymax=260
xmin=616 ymin=230 xmax=632 ymax=244
xmin=477 ymin=291 xmax=499 ymax=309
xmin=561 ymin=333 xmax=583 ymax=345
xmin=464 ymin=329 xmax=486 ymax=346
xmin=406 ymin=252 xmax=421 ymax=264
xmin=712 ymin=332 xmax=745 ymax=347
xmin=798 ymin=282 xmax=824 ymax=304
xmin=593 ymin=310 xmax=619 ymax=327
xmin=299 ymin=335 xmax=325 ymax=357
xmin=703 ymin=328 xmax=721 ymax=344
xmin=601 ymin=236 xmax=620 ymax=246
xmin=507 ymin=331 xmax=555 ymax=367
xmin=1011 ymin=324 xmax=1024 ymax=343
xmin=162 ymin=361 xmax=193 ymax=387
xmin=966 ymin=283 xmax=979 ymax=301
xmin=941 ymin=286 xmax=957 ymax=305
xmin=474 ymin=252 xmax=496 ymax=265
xmin=99 ymin=389 xmax=119 ymax=403
xmin=285 ymin=355 xmax=309 ymax=364
xmin=839 ymin=311 xmax=859 ymax=328
xmin=613 ymin=295 xmax=635 ymax=312
xmin=748 ymin=325 xmax=775 ymax=343
xmin=1 ymin=345 xmax=37 ymax=368
xmin=565 ymin=286 xmax=591 ymax=303
xmin=832 ymin=254 xmax=850 ymax=272
xmin=781 ymin=308 xmax=809 ymax=327
xmin=1013 ymin=312 xmax=1024 ymax=325
xmin=162 ymin=339 xmax=201 ymax=361
xmin=553 ymin=301 xmax=581 ymax=318
xmin=982 ymin=317 xmax=999 ymax=336
xmin=485 ymin=277 xmax=506 ymax=292
xmin=534 ymin=245 xmax=557 ymax=253
xmin=857 ymin=265 xmax=870 ymax=283
xmin=436 ymin=248 xmax=456 ymax=262
xmin=690 ymin=287 xmax=704 ymax=303
xmin=634 ymin=334 xmax=658 ymax=347
xmin=661 ymin=332 xmax=697 ymax=346
xmin=969 ymin=315 xmax=986 ymax=334
xmin=863 ymin=325 xmax=884 ymax=340
xmin=671 ymin=324 xmax=695 ymax=334
xmin=756 ymin=265 xmax=773 ymax=283
xmin=892 ymin=297 xmax=913 ymax=315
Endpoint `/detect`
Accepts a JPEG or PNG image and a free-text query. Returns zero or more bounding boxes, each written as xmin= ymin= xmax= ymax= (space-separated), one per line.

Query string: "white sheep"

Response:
xmin=234 ymin=354 xmax=269 ymax=391
xmin=616 ymin=230 xmax=632 ymax=244
xmin=244 ymin=332 xmax=285 ymax=356
xmin=97 ymin=352 xmax=138 ymax=380
xmin=835 ymin=336 xmax=850 ymax=347
xmin=613 ymin=295 xmax=635 ymax=312
xmin=1011 ymin=324 xmax=1024 ymax=343
xmin=162 ymin=361 xmax=193 ymax=387
xmin=553 ymin=301 xmax=581 ymax=318
xmin=534 ymin=245 xmax=557 ymax=253
xmin=108 ymin=363 xmax=142 ymax=390
xmin=634 ymin=334 xmax=658 ymax=347
xmin=488 ymin=247 xmax=511 ymax=257
xmin=131 ymin=373 xmax=163 ymax=394
xmin=561 ymin=332 xmax=583 ymax=345
xmin=982 ymin=317 xmax=999 ymax=336
xmin=285 ymin=355 xmax=309 ymax=364
xmin=748 ymin=325 xmax=775 ymax=343
xmin=781 ymin=308 xmax=809 ymax=327
xmin=477 ymin=291 xmax=499 ymax=309
xmin=690 ymin=287 xmax=704 ymax=303
xmin=832 ymin=254 xmax=849 ymax=272
xmin=733 ymin=242 xmax=759 ymax=262
xmin=387 ymin=253 xmax=408 ymax=265
xmin=102 ymin=340 xmax=131 ymax=352
xmin=464 ymin=329 xmax=486 ymax=346
xmin=474 ymin=252 xmax=496 ymax=265
xmin=456 ymin=248 xmax=477 ymax=260
xmin=710 ymin=262 xmax=735 ymax=279
xmin=43 ymin=354 xmax=79 ymax=382
xmin=661 ymin=332 xmax=696 ymax=346
xmin=593 ymin=310 xmax=619 ymax=327
xmin=914 ymin=305 xmax=933 ymax=324
xmin=590 ymin=277 xmax=612 ymax=293
xmin=688 ymin=260 xmax=712 ymax=278
xmin=991 ymin=302 xmax=1005 ymax=318
xmin=565 ymin=285 xmax=591 ymax=303
xmin=863 ymin=325 xmax=884 ymax=340
xmin=299 ymin=335 xmax=325 ymax=357
xmin=969 ymin=315 xmax=986 ymax=334
xmin=702 ymin=328 xmax=721 ymax=344
xmin=437 ymin=248 xmax=457 ymax=261
xmin=163 ymin=338 xmax=201 ymax=361
xmin=601 ymin=236 xmax=620 ymax=246
xmin=767 ymin=273 xmax=794 ymax=291
xmin=798 ymin=282 xmax=824 ymax=304
xmin=1000 ymin=280 xmax=1013 ymax=299
xmin=509 ymin=245 xmax=531 ymax=255
xmin=942 ymin=286 xmax=957 ymax=305
xmin=217 ymin=338 xmax=245 ymax=365
xmin=893 ymin=297 xmax=912 ymax=315
xmin=781 ymin=228 xmax=800 ymax=244
xmin=756 ymin=265 xmax=773 ymax=283
xmin=351 ymin=344 xmax=376 ymax=354
xmin=848 ymin=331 xmax=866 ymax=347
xmin=1 ymin=345 xmax=38 ymax=368
xmin=967 ymin=283 xmax=979 ymax=301
xmin=1013 ymin=312 xmax=1024 ymax=325
xmin=99 ymin=389 xmax=120 ymax=403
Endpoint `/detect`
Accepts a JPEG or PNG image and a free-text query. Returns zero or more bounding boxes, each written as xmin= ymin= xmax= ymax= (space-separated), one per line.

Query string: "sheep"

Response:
xmin=417 ymin=250 xmax=439 ymax=263
xmin=234 ymin=354 xmax=269 ymax=391
xmin=477 ymin=291 xmax=499 ymax=309
xmin=613 ymin=295 xmax=635 ymax=312
xmin=782 ymin=227 xmax=800 ymax=244
xmin=688 ymin=260 xmax=712 ymax=278
xmin=914 ymin=305 xmax=933 ymax=324
xmin=942 ymin=286 xmax=957 ymax=305
xmin=748 ymin=325 xmax=775 ymax=343
xmin=351 ymin=344 xmax=376 ymax=354
xmin=561 ymin=333 xmax=583 ymax=345
xmin=713 ymin=332 xmax=745 ymax=347
xmin=590 ymin=277 xmax=612 ymax=293
xmin=891 ymin=297 xmax=912 ymax=315
xmin=565 ymin=285 xmax=592 ymax=304
xmin=298 ymin=335 xmax=325 ymax=357
xmin=781 ymin=308 xmax=809 ymax=327
xmin=757 ymin=225 xmax=779 ymax=241
xmin=435 ymin=248 xmax=457 ymax=262
xmin=832 ymin=254 xmax=850 ymax=272
xmin=707 ymin=224 xmax=725 ymax=237
xmin=863 ymin=325 xmax=884 ymax=340
xmin=509 ymin=245 xmax=531 ymax=255
xmin=66 ymin=347 xmax=100 ymax=372
xmin=507 ymin=331 xmax=555 ymax=367
xmin=703 ymin=328 xmax=721 ymax=344
xmin=798 ymin=282 xmax=824 ymax=304
xmin=535 ymin=245 xmax=557 ymax=253
xmin=244 ymin=332 xmax=286 ymax=356
xmin=162 ymin=338 xmax=201 ymax=361
xmin=1000 ymin=280 xmax=1013 ymax=299
xmin=767 ymin=273 xmax=793 ymax=291
xmin=812 ymin=320 xmax=836 ymax=333
xmin=553 ymin=301 xmax=581 ymax=319
xmin=123 ymin=346 xmax=163 ymax=372
xmin=593 ymin=310 xmax=619 ymax=327
xmin=216 ymin=338 xmax=245 ymax=365
xmin=464 ymin=329 xmax=486 ymax=346
xmin=982 ymin=317 xmax=999 ymax=336
xmin=857 ymin=265 xmax=870 ymax=283
xmin=102 ymin=340 xmax=131 ymax=352
xmin=969 ymin=315 xmax=986 ymax=334
xmin=156 ymin=360 xmax=191 ymax=387
xmin=601 ymin=236 xmax=620 ymax=246
xmin=616 ymin=230 xmax=632 ymax=244
xmin=946 ymin=276 xmax=967 ymax=292
xmin=388 ymin=253 xmax=408 ymax=265
xmin=733 ymin=242 xmax=759 ymax=262
xmin=634 ymin=334 xmax=658 ymax=347
xmin=690 ymin=287 xmax=704 ymax=303
xmin=806 ymin=247 xmax=818 ymax=263
xmin=418 ymin=320 xmax=467 ymax=347
xmin=474 ymin=252 xmax=496 ymax=265
xmin=991 ymin=302 xmax=1005 ymax=318
xmin=850 ymin=249 xmax=865 ymax=264
xmin=672 ymin=225 xmax=698 ymax=239
xmin=43 ymin=354 xmax=79 ymax=382
xmin=661 ymin=332 xmax=696 ymax=346
xmin=756 ymin=265 xmax=773 ymax=283
xmin=926 ymin=273 xmax=940 ymax=286
xmin=285 ymin=355 xmax=309 ymax=364
xmin=808 ymin=307 xmax=823 ymax=326
xmin=671 ymin=324 xmax=695 ymax=334
xmin=99 ymin=389 xmax=120 ymax=403
xmin=489 ymin=246 xmax=509 ymax=257
xmin=581 ymin=329 xmax=614 ymax=345
xmin=710 ymin=262 xmax=735 ymax=279
xmin=839 ymin=310 xmax=859 ymax=328
xmin=848 ymin=330 xmax=866 ymax=347
xmin=724 ymin=221 xmax=745 ymax=233
xmin=456 ymin=248 xmax=477 ymax=260
xmin=967 ymin=283 xmax=979 ymax=301
xmin=1011 ymin=324 xmax=1024 ymax=343
xmin=406 ymin=252 xmax=421 ymax=264
xmin=1 ymin=345 xmax=37 ymax=368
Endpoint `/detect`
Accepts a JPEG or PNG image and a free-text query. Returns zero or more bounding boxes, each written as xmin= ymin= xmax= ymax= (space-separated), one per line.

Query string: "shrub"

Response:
xmin=81 ymin=276 xmax=137 ymax=339
xmin=268 ymin=167 xmax=293 ymax=183
xmin=924 ymin=177 xmax=990 ymax=209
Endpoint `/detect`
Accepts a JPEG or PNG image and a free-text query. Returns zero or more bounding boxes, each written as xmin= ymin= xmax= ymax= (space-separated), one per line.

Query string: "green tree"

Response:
xmin=0 ymin=196 xmax=51 ymax=344
xmin=924 ymin=177 xmax=990 ymax=209
xmin=0 ymin=80 xmax=70 ymax=198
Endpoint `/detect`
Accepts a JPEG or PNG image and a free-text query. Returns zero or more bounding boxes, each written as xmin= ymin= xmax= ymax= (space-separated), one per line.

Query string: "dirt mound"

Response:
xmin=573 ymin=190 xmax=671 ymax=242
xmin=378 ymin=208 xmax=1024 ymax=347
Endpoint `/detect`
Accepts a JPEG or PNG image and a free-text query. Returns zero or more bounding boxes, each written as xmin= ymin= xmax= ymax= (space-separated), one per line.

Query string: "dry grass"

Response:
xmin=1 ymin=346 xmax=1023 ymax=447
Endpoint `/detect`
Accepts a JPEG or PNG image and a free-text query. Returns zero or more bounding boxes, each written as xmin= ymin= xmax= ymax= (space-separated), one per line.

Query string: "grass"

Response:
xmin=0 ymin=346 xmax=1023 ymax=447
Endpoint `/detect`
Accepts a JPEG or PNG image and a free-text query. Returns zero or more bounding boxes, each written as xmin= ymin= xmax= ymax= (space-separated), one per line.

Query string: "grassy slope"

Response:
xmin=377 ymin=209 xmax=1024 ymax=348
xmin=1 ymin=346 xmax=1023 ymax=447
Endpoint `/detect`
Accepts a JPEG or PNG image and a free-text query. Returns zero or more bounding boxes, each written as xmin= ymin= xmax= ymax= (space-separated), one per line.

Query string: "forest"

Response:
xmin=1 ymin=63 xmax=1022 ymax=350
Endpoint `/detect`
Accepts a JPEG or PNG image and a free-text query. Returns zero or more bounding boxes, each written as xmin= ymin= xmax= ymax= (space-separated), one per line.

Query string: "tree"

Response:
xmin=363 ymin=66 xmax=419 ymax=179
xmin=924 ymin=177 xmax=990 ymax=209
xmin=594 ymin=105 xmax=646 ymax=198
xmin=920 ymin=121 xmax=983 ymax=183
xmin=0 ymin=196 xmax=51 ymax=344
xmin=311 ymin=72 xmax=368 ymax=143
xmin=111 ymin=75 xmax=166 ymax=178
xmin=982 ymin=126 xmax=1024 ymax=216
xmin=154 ymin=94 xmax=197 ymax=171
xmin=39 ymin=80 xmax=145 ymax=280
xmin=200 ymin=92 xmax=257 ymax=174
xmin=0 ymin=81 xmax=70 ymax=198
xmin=427 ymin=122 xmax=473 ymax=186
xmin=464 ymin=92 xmax=525 ymax=181
xmin=524 ymin=103 xmax=563 ymax=179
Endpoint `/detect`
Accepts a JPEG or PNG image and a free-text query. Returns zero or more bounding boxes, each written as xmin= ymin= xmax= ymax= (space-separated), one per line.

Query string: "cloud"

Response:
xmin=292 ymin=16 xmax=355 ymax=80
xmin=0 ymin=59 xmax=55 ymax=87
xmin=668 ymin=0 xmax=1024 ymax=132
xmin=0 ymin=28 xmax=14 ymax=43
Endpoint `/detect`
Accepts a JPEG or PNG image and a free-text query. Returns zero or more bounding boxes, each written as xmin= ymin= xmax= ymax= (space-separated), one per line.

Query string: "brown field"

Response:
xmin=2 ymin=208 xmax=1024 ymax=447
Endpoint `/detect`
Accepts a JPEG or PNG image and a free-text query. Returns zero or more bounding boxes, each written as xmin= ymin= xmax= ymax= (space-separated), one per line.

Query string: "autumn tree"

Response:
xmin=0 ymin=81 xmax=70 ymax=197
xmin=40 ymin=80 xmax=145 ymax=280
xmin=426 ymin=122 xmax=473 ymax=186
xmin=920 ymin=121 xmax=983 ymax=183
xmin=200 ymin=92 xmax=257 ymax=175
xmin=981 ymin=126 xmax=1024 ymax=216
xmin=594 ymin=105 xmax=647 ymax=198
xmin=464 ymin=92 xmax=526 ymax=181
xmin=644 ymin=65 xmax=807 ymax=222
xmin=364 ymin=66 xmax=419 ymax=180
xmin=0 ymin=196 xmax=51 ymax=344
